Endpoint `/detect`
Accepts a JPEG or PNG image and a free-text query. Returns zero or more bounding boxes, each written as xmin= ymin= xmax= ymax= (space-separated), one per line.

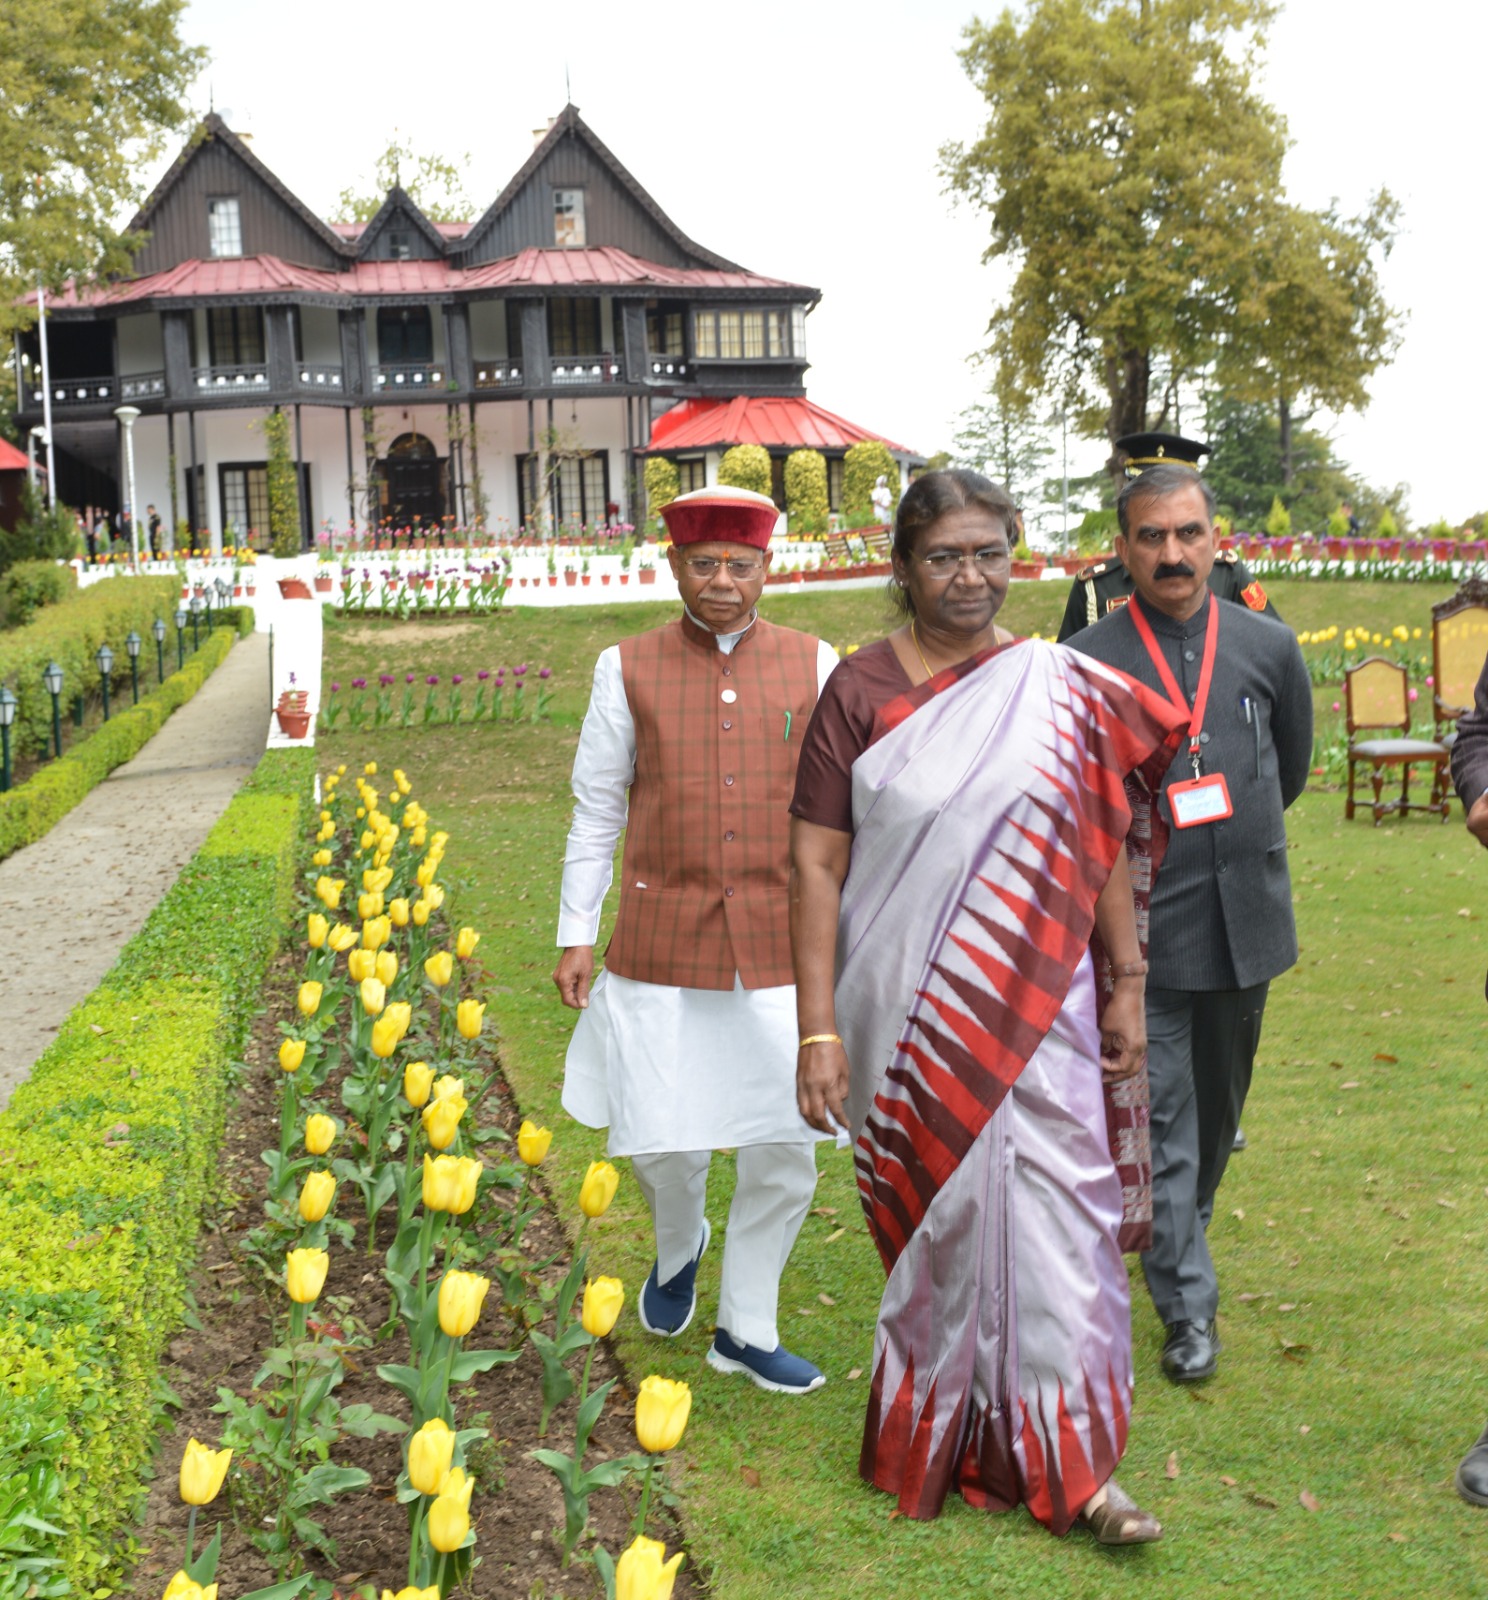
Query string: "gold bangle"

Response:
xmin=1113 ymin=960 xmax=1148 ymax=978
xmin=799 ymin=1033 xmax=842 ymax=1048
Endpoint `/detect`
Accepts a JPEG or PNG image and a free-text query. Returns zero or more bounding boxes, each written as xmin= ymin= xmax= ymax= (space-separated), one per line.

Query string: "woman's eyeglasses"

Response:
xmin=916 ymin=548 xmax=1011 ymax=579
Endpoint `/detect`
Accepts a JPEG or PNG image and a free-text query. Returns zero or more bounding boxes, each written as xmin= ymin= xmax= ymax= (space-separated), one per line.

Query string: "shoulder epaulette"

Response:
xmin=1076 ymin=561 xmax=1109 ymax=581
xmin=1216 ymin=548 xmax=1239 ymax=564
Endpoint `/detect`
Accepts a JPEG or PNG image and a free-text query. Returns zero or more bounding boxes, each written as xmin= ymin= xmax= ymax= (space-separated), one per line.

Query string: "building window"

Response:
xmin=693 ymin=308 xmax=800 ymax=361
xmin=548 ymin=297 xmax=600 ymax=358
xmin=207 ymin=196 xmax=242 ymax=257
xmin=517 ymin=450 xmax=609 ymax=529
xmin=377 ymin=306 xmax=433 ymax=364
xmin=827 ymin=457 xmax=844 ymax=512
xmin=388 ymin=230 xmax=413 ymax=261
xmin=207 ymin=306 xmax=264 ymax=367
xmin=677 ymin=458 xmax=706 ymax=494
xmin=220 ymin=461 xmax=311 ymax=545
xmin=554 ymin=189 xmax=586 ymax=247
xmin=647 ymin=308 xmax=684 ymax=357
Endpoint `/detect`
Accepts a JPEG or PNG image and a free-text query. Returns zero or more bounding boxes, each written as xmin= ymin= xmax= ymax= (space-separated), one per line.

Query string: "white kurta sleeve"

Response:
xmin=557 ymin=647 xmax=634 ymax=948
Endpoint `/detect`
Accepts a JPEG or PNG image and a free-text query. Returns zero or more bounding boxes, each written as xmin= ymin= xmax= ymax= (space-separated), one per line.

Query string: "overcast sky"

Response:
xmin=175 ymin=0 xmax=1484 ymax=526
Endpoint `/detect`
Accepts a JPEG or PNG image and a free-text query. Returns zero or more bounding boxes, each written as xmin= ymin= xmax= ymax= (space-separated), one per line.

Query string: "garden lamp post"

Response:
xmin=174 ymin=606 xmax=187 ymax=671
xmin=152 ymin=617 xmax=167 ymax=684
xmin=42 ymin=662 xmax=63 ymax=758
xmin=113 ymin=405 xmax=142 ymax=569
xmin=214 ymin=577 xmax=230 ymax=625
xmin=125 ymin=631 xmax=141 ymax=704
xmin=96 ymin=642 xmax=114 ymax=721
xmin=189 ymin=594 xmax=203 ymax=652
xmin=0 ymin=686 xmax=16 ymax=792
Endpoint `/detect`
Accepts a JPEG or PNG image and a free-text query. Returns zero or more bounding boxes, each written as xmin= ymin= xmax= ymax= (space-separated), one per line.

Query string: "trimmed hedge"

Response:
xmin=717 ymin=443 xmax=772 ymax=498
xmin=0 ymin=745 xmax=313 ymax=1594
xmin=0 ymin=559 xmax=76 ymax=627
xmin=0 ymin=576 xmax=182 ymax=757
xmin=0 ymin=610 xmax=252 ymax=862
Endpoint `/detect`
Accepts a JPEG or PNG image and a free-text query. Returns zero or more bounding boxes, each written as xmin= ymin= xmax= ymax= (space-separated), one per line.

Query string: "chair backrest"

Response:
xmin=1432 ymin=577 xmax=1488 ymax=735
xmin=1346 ymin=656 xmax=1410 ymax=737
xmin=822 ymin=535 xmax=851 ymax=563
xmin=863 ymin=527 xmax=893 ymax=557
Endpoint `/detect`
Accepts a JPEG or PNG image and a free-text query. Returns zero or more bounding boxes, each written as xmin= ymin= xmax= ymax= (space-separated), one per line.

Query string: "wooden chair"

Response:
xmin=1344 ymin=656 xmax=1449 ymax=824
xmin=1429 ymin=577 xmax=1488 ymax=810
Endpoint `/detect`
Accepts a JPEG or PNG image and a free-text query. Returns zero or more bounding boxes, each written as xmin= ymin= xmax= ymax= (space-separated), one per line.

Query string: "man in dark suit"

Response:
xmin=1056 ymin=433 xmax=1281 ymax=642
xmin=1068 ymin=463 xmax=1312 ymax=1384
xmin=1449 ymin=653 xmax=1488 ymax=1501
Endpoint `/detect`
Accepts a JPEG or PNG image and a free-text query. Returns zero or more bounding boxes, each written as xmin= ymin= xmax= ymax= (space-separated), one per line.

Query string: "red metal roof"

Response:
xmin=0 ymin=439 xmax=32 ymax=472
xmin=646 ymin=396 xmax=916 ymax=457
xmin=39 ymin=248 xmax=805 ymax=308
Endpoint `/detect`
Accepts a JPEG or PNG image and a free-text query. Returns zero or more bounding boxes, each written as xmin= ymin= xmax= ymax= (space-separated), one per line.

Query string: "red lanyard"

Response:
xmin=1128 ymin=596 xmax=1220 ymax=776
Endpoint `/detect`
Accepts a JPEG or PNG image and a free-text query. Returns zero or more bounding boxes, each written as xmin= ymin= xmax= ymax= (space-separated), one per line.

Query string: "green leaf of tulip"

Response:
xmin=448 ymin=1347 xmax=520 ymax=1382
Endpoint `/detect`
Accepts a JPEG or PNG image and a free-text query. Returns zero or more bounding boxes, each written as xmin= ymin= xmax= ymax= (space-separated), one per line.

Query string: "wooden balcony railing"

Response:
xmin=194 ymin=363 xmax=270 ymax=391
xmin=473 ymin=359 xmax=524 ymax=390
xmin=373 ymin=363 xmax=447 ymax=390
xmin=551 ymin=354 xmax=622 ymax=385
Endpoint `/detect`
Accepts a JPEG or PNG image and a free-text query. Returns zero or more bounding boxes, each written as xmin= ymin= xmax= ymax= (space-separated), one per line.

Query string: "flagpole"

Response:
xmin=36 ymin=281 xmax=57 ymax=509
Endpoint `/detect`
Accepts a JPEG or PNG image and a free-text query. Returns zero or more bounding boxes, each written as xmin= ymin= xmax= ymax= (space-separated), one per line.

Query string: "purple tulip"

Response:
xmin=538 ymin=667 xmax=552 ymax=680
xmin=477 ymin=669 xmax=490 ymax=682
xmin=513 ymin=664 xmax=527 ymax=677
xmin=426 ymin=674 xmax=439 ymax=686
xmin=452 ymin=674 xmax=463 ymax=686
xmin=379 ymin=673 xmax=394 ymax=687
xmin=406 ymin=672 xmax=416 ymax=684
xmin=351 ymin=677 xmax=366 ymax=689
xmin=514 ymin=679 xmax=525 ymax=691
xmin=330 ymin=681 xmax=341 ymax=692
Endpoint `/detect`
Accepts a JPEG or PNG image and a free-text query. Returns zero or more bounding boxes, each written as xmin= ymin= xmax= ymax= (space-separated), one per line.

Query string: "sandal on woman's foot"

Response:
xmin=1078 ymin=1480 xmax=1163 ymax=1545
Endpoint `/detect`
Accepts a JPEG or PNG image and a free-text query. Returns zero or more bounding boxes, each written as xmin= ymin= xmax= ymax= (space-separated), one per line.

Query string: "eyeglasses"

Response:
xmin=916 ymin=547 xmax=1011 ymax=579
xmin=681 ymin=556 xmax=765 ymax=580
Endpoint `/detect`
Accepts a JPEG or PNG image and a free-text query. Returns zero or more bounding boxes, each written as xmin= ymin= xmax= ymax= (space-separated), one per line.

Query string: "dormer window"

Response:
xmin=554 ymin=190 xmax=585 ymax=247
xmin=388 ymin=229 xmax=413 ymax=261
xmin=207 ymin=196 xmax=242 ymax=258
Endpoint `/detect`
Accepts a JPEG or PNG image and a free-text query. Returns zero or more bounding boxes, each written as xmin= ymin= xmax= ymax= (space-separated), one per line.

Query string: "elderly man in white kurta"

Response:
xmin=553 ymin=485 xmax=837 ymax=1395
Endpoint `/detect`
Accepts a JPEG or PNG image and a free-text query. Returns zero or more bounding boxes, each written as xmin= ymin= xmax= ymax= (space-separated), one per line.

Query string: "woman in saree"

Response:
xmin=789 ymin=470 xmax=1186 ymax=1544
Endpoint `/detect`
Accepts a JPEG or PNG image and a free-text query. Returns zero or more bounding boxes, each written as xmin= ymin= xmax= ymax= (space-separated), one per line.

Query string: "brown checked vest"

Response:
xmin=605 ymin=613 xmax=822 ymax=991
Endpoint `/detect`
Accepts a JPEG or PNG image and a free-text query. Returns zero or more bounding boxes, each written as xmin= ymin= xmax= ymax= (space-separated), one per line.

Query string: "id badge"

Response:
xmin=1168 ymin=772 xmax=1233 ymax=828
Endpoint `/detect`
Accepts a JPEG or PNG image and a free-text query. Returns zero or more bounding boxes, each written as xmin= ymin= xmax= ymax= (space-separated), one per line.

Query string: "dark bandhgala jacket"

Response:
xmin=1450 ymin=655 xmax=1488 ymax=809
xmin=604 ymin=613 xmax=822 ymax=991
xmin=1068 ymin=592 xmax=1313 ymax=992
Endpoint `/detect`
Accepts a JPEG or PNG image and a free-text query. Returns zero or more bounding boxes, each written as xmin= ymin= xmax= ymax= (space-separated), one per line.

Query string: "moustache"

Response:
xmin=1153 ymin=562 xmax=1196 ymax=580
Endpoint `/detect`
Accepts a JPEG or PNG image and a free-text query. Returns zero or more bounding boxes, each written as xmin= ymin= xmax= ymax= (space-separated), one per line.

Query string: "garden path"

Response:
xmin=0 ymin=631 xmax=270 ymax=1112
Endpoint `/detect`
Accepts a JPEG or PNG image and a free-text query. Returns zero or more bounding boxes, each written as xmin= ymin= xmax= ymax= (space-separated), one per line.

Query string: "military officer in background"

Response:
xmin=1056 ymin=433 xmax=1282 ymax=643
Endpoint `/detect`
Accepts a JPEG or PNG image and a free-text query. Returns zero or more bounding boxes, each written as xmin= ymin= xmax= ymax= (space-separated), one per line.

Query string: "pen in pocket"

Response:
xmin=784 ymin=711 xmax=792 ymax=741
xmin=1241 ymin=696 xmax=1260 ymax=777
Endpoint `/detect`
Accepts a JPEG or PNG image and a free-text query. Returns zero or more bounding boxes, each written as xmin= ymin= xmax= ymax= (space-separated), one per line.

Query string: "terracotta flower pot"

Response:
xmin=581 ymin=575 xmax=592 ymax=586
xmin=276 ymin=708 xmax=312 ymax=738
xmin=547 ymin=575 xmax=559 ymax=586
xmin=638 ymin=569 xmax=657 ymax=585
xmin=313 ymin=575 xmax=333 ymax=593
xmin=277 ymin=577 xmax=313 ymax=600
xmin=564 ymin=572 xmax=578 ymax=586
xmin=619 ymin=573 xmax=630 ymax=585
xmin=600 ymin=574 xmax=611 ymax=585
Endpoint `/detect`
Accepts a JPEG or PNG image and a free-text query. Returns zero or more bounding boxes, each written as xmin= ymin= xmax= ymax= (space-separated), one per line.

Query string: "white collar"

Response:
xmin=684 ymin=604 xmax=758 ymax=655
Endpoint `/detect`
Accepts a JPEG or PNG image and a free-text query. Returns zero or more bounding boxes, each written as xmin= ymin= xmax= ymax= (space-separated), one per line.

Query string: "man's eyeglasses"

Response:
xmin=916 ymin=547 xmax=1011 ymax=579
xmin=682 ymin=556 xmax=765 ymax=580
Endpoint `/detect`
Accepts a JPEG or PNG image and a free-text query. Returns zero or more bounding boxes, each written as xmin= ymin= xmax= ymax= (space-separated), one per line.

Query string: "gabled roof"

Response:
xmin=0 ymin=439 xmax=32 ymax=472
xmin=129 ymin=113 xmax=354 ymax=259
xmin=460 ymin=104 xmax=738 ymax=271
xmin=352 ymin=187 xmax=451 ymax=259
xmin=645 ymin=397 xmax=919 ymax=458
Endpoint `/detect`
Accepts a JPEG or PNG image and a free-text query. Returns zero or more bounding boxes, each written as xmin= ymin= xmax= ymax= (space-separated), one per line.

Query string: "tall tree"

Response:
xmin=335 ymin=137 xmax=473 ymax=224
xmin=949 ymin=398 xmax=1053 ymax=511
xmin=942 ymin=0 xmax=1395 ymax=488
xmin=0 ymin=0 xmax=204 ymax=335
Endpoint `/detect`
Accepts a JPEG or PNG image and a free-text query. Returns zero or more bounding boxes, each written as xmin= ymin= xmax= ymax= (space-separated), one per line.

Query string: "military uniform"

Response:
xmin=1056 ymin=548 xmax=1280 ymax=642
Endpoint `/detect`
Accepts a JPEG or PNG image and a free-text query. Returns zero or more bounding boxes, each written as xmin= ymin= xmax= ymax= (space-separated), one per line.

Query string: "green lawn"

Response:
xmin=320 ymin=578 xmax=1488 ymax=1600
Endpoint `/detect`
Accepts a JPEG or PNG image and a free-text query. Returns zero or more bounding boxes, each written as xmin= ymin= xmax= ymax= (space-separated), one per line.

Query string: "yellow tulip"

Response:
xmin=363 ymin=865 xmax=393 ymax=893
xmin=360 ymin=827 xmax=374 ymax=848
xmin=517 ymin=1119 xmax=552 ymax=1166
xmin=412 ymin=898 xmax=432 ymax=927
xmin=285 ymin=1247 xmax=329 ymax=1304
xmin=307 ymin=912 xmax=328 ymax=949
xmin=428 ymin=1465 xmax=473 ymax=1553
xmin=406 ymin=1416 xmax=455 ymax=1496
xmin=370 ymin=1015 xmax=402 ymax=1059
xmin=395 ymin=768 xmax=411 ymax=795
xmin=614 ymin=1534 xmax=685 ymax=1600
xmin=337 ymin=764 xmax=347 ymax=775
xmin=304 ymin=1113 xmax=336 ymax=1155
xmin=422 ymin=1152 xmax=482 ymax=1214
xmin=319 ymin=809 xmax=332 ymax=823
xmin=422 ymin=1093 xmax=467 ymax=1151
xmin=161 ymin=1575 xmax=219 ymax=1600
xmin=424 ymin=950 xmax=454 ymax=987
xmin=278 ymin=1037 xmax=306 ymax=1073
xmin=416 ymin=860 xmax=436 ymax=888
xmin=423 ymin=882 xmax=446 ymax=912
xmin=178 ymin=1436 xmax=232 ymax=1506
xmin=347 ymin=948 xmax=376 ymax=983
xmin=383 ymin=1000 xmax=412 ymax=1040
xmin=364 ymin=761 xmax=378 ymax=775
xmin=579 ymin=1160 xmax=620 ymax=1219
xmin=380 ymin=1588 xmax=439 ymax=1600
xmin=358 ymin=890 xmax=384 ymax=920
xmin=314 ymin=876 xmax=344 ymax=910
xmin=404 ymin=1060 xmax=435 ymax=1108
xmin=312 ymin=848 xmax=333 ymax=866
xmin=363 ymin=914 xmax=392 ymax=950
xmin=298 ymin=1170 xmax=337 ymax=1223
xmin=375 ymin=950 xmax=399 ymax=986
xmin=327 ymin=922 xmax=357 ymax=953
xmin=437 ymin=1270 xmax=490 ymax=1338
xmin=456 ymin=926 xmax=480 ymax=959
xmin=634 ymin=1375 xmax=692 ymax=1453
xmin=582 ymin=1276 xmax=625 ymax=1337
xmin=389 ymin=897 xmax=410 ymax=927
xmin=360 ymin=976 xmax=386 ymax=1016
xmin=296 ymin=981 xmax=322 ymax=1018
xmin=456 ymin=999 xmax=485 ymax=1040
xmin=411 ymin=825 xmax=428 ymax=849
xmin=433 ymin=1073 xmax=464 ymax=1102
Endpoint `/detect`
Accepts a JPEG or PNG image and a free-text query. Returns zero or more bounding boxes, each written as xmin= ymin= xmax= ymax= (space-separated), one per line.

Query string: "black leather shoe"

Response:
xmin=1456 ymin=1421 xmax=1488 ymax=1505
xmin=1161 ymin=1319 xmax=1220 ymax=1383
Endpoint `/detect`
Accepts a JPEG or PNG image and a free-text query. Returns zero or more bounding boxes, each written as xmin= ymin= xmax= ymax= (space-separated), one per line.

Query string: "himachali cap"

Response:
xmin=1116 ymin=432 xmax=1211 ymax=478
xmin=660 ymin=485 xmax=780 ymax=550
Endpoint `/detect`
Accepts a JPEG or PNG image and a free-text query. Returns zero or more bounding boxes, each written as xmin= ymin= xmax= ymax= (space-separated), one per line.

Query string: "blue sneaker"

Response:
xmin=638 ymin=1219 xmax=710 ymax=1337
xmin=707 ymin=1328 xmax=825 ymax=1394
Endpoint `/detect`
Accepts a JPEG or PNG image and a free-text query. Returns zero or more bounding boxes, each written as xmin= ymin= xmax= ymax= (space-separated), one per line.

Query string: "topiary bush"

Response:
xmin=1265 ymin=495 xmax=1292 ymax=538
xmin=0 ymin=560 xmax=75 ymax=628
xmin=842 ymin=440 xmax=898 ymax=529
xmin=784 ymin=449 xmax=829 ymax=536
xmin=717 ymin=443 xmax=772 ymax=498
xmin=643 ymin=456 xmax=680 ymax=529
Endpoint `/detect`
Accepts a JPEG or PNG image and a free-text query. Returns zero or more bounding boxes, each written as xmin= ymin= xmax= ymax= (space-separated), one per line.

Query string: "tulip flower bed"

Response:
xmin=319 ymin=665 xmax=554 ymax=733
xmin=0 ymin=615 xmax=250 ymax=860
xmin=0 ymin=747 xmax=314 ymax=1598
xmin=132 ymin=761 xmax=699 ymax=1600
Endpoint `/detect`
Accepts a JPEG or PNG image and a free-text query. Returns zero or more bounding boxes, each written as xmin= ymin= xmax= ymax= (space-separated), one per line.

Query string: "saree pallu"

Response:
xmin=835 ymin=640 xmax=1183 ymax=1530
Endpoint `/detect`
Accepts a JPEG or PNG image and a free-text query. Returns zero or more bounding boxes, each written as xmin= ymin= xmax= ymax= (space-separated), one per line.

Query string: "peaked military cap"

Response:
xmin=1116 ymin=432 xmax=1211 ymax=477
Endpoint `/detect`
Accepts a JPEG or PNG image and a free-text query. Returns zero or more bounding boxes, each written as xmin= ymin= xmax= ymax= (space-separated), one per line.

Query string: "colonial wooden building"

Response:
xmin=13 ymin=107 xmax=916 ymax=546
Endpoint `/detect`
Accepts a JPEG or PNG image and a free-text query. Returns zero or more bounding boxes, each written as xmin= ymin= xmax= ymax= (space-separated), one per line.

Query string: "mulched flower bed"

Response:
xmin=129 ymin=947 xmax=702 ymax=1599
